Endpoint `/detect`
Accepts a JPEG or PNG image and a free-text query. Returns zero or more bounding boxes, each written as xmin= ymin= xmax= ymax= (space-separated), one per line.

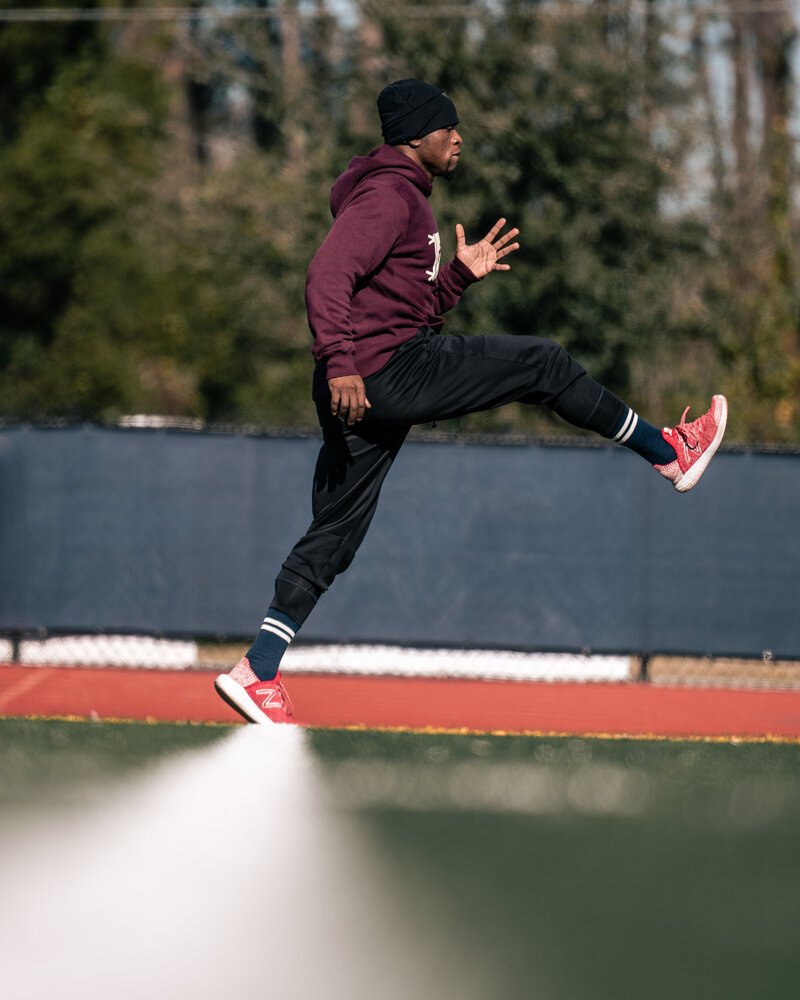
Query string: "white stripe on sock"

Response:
xmin=613 ymin=408 xmax=635 ymax=442
xmin=260 ymin=623 xmax=295 ymax=643
xmin=261 ymin=617 xmax=295 ymax=641
xmin=618 ymin=411 xmax=638 ymax=444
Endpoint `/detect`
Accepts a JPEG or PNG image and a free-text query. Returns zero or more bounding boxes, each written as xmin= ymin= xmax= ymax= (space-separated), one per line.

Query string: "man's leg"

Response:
xmin=215 ymin=404 xmax=409 ymax=723
xmin=364 ymin=330 xmax=726 ymax=489
xmin=271 ymin=406 xmax=409 ymax=627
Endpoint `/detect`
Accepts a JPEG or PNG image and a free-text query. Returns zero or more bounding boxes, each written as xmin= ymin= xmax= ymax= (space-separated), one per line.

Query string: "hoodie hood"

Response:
xmin=330 ymin=144 xmax=432 ymax=218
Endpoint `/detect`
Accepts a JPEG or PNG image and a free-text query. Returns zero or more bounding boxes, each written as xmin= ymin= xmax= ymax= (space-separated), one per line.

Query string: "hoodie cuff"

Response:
xmin=322 ymin=352 xmax=360 ymax=381
xmin=449 ymin=256 xmax=481 ymax=287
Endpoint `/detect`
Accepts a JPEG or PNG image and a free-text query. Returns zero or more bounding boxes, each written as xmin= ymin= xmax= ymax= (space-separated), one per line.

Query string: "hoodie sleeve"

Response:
xmin=434 ymin=256 xmax=479 ymax=314
xmin=306 ymin=186 xmax=409 ymax=379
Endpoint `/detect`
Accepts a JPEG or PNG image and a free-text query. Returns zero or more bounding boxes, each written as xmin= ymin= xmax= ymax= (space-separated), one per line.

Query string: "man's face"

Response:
xmin=416 ymin=126 xmax=462 ymax=179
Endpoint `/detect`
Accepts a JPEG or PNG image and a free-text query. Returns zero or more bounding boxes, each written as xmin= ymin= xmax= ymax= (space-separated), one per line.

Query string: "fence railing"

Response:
xmin=2 ymin=425 xmax=799 ymax=669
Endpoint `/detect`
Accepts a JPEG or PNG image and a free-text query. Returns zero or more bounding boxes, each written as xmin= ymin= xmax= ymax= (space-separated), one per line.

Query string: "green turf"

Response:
xmin=308 ymin=729 xmax=800 ymax=999
xmin=0 ymin=717 xmax=229 ymax=807
xmin=2 ymin=719 xmax=798 ymax=999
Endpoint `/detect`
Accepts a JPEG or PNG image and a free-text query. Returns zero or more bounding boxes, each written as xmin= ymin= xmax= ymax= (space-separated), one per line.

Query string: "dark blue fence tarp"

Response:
xmin=1 ymin=425 xmax=798 ymax=658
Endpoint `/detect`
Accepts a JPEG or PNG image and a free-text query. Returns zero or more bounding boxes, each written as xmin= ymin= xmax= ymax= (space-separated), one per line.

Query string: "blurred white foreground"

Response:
xmin=0 ymin=726 xmax=529 ymax=999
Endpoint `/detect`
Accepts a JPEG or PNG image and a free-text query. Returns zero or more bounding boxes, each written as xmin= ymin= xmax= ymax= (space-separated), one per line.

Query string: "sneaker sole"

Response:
xmin=214 ymin=673 xmax=273 ymax=724
xmin=674 ymin=395 xmax=728 ymax=493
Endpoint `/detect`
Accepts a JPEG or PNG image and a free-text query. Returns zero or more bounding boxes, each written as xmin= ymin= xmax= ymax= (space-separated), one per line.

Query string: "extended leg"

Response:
xmin=363 ymin=330 xmax=725 ymax=484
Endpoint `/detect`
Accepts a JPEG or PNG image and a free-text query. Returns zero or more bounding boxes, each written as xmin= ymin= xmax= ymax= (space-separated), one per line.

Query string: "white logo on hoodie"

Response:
xmin=427 ymin=232 xmax=441 ymax=282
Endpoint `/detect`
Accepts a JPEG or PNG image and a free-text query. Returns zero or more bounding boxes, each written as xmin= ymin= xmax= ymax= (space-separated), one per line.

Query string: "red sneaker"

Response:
xmin=214 ymin=657 xmax=295 ymax=724
xmin=654 ymin=394 xmax=728 ymax=492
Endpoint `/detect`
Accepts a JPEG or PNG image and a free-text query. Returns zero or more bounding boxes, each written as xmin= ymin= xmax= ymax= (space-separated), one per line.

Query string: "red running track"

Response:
xmin=2 ymin=663 xmax=800 ymax=739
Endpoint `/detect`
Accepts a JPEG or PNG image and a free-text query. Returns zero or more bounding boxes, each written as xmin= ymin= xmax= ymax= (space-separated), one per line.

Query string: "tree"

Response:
xmin=0 ymin=50 xmax=170 ymax=419
xmin=694 ymin=0 xmax=799 ymax=441
xmin=0 ymin=0 xmax=102 ymax=142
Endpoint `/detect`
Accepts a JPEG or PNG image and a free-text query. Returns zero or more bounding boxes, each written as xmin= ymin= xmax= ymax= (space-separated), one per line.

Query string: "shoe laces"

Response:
xmin=277 ymin=675 xmax=294 ymax=716
xmin=673 ymin=406 xmax=698 ymax=449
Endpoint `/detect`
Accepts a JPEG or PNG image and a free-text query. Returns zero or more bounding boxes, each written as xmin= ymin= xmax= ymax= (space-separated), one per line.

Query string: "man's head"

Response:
xmin=377 ymin=78 xmax=462 ymax=180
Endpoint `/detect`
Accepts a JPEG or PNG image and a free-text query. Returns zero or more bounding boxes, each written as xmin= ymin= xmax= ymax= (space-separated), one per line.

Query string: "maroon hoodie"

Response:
xmin=305 ymin=144 xmax=477 ymax=397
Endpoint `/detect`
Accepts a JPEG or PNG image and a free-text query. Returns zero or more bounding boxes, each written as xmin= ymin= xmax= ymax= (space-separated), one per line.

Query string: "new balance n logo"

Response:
xmin=256 ymin=686 xmax=283 ymax=711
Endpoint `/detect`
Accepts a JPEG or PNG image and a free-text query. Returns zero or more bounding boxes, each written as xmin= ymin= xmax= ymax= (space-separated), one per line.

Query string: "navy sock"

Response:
xmin=612 ymin=408 xmax=677 ymax=465
xmin=245 ymin=608 xmax=300 ymax=681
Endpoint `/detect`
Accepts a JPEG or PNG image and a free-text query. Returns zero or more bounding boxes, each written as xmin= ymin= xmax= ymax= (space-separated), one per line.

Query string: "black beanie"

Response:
xmin=377 ymin=79 xmax=458 ymax=145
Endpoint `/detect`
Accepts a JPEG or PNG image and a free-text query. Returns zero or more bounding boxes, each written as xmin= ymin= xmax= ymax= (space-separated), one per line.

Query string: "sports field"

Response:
xmin=1 ymin=717 xmax=798 ymax=999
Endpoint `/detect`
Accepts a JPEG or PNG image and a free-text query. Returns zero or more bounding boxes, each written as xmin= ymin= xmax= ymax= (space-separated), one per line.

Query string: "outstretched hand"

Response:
xmin=455 ymin=218 xmax=520 ymax=279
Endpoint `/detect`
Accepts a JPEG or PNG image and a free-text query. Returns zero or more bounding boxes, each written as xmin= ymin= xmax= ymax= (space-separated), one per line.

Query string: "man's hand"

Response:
xmin=329 ymin=374 xmax=371 ymax=425
xmin=455 ymin=218 xmax=520 ymax=279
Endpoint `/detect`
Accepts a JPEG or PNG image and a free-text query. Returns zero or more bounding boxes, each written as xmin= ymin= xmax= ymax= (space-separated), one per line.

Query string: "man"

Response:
xmin=214 ymin=79 xmax=727 ymax=724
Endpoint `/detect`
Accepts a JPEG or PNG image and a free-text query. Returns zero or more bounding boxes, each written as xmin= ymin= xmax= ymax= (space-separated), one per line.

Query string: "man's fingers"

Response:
xmin=496 ymin=227 xmax=520 ymax=248
xmin=331 ymin=387 xmax=353 ymax=421
xmin=351 ymin=388 xmax=371 ymax=424
xmin=485 ymin=217 xmax=506 ymax=239
xmin=329 ymin=375 xmax=369 ymax=422
xmin=483 ymin=217 xmax=507 ymax=243
xmin=330 ymin=384 xmax=370 ymax=423
xmin=496 ymin=240 xmax=520 ymax=260
xmin=347 ymin=390 xmax=360 ymax=425
xmin=346 ymin=400 xmax=370 ymax=423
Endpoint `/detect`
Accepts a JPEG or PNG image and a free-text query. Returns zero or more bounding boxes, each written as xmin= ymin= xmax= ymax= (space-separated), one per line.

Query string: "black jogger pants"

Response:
xmin=272 ymin=330 xmax=585 ymax=624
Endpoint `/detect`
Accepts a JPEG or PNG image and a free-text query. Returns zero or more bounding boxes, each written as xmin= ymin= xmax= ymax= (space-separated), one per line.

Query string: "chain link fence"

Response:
xmin=3 ymin=633 xmax=800 ymax=688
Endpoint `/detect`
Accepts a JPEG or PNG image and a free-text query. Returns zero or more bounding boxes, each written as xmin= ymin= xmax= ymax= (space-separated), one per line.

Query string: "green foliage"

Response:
xmin=0 ymin=2 xmax=797 ymax=442
xmin=0 ymin=49 xmax=169 ymax=418
xmin=0 ymin=0 xmax=104 ymax=142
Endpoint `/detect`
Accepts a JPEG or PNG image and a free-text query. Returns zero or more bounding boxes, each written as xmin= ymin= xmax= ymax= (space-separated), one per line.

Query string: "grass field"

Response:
xmin=1 ymin=718 xmax=799 ymax=999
